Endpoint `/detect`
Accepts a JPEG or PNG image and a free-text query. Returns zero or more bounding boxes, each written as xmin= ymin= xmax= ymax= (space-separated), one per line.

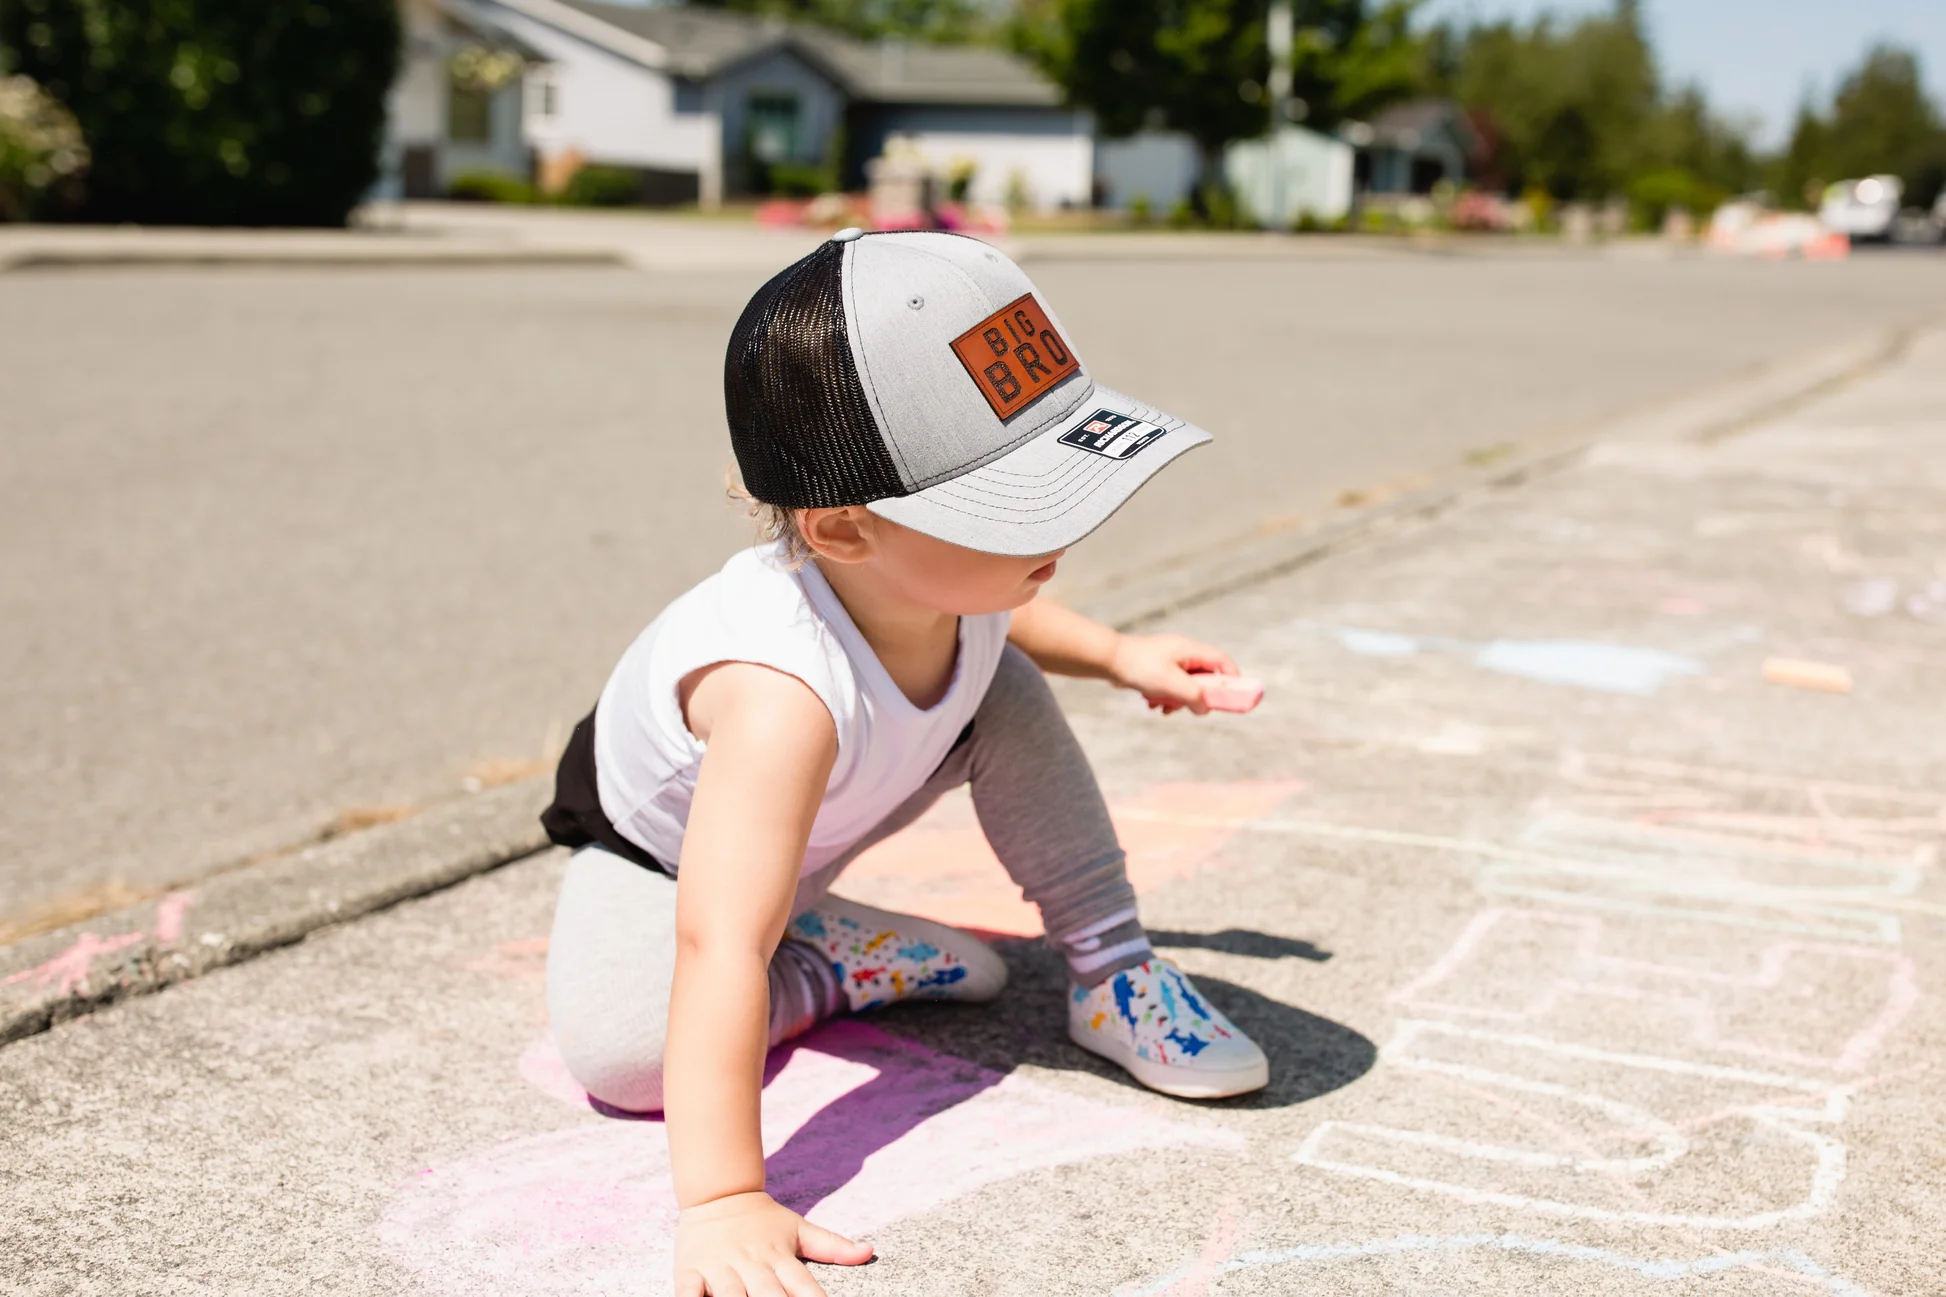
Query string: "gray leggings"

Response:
xmin=546 ymin=645 xmax=1136 ymax=1111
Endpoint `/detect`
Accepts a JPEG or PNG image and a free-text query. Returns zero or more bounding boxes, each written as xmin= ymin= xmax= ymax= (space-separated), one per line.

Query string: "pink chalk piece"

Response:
xmin=1197 ymin=674 xmax=1263 ymax=713
xmin=3 ymin=931 xmax=144 ymax=996
xmin=392 ymin=1022 xmax=1239 ymax=1295
xmin=153 ymin=891 xmax=194 ymax=944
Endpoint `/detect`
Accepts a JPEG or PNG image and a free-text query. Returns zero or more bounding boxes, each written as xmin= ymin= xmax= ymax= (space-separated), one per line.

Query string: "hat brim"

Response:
xmin=864 ymin=385 xmax=1211 ymax=557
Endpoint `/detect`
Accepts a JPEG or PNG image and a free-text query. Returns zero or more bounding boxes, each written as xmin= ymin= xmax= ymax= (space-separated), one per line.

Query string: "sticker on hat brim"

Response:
xmin=1059 ymin=410 xmax=1167 ymax=460
xmin=949 ymin=293 xmax=1081 ymax=421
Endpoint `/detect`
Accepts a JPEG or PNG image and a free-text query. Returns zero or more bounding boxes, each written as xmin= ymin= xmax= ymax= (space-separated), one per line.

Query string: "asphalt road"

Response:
xmin=4 ymin=242 xmax=1945 ymax=931
xmin=5 ymin=327 xmax=1940 ymax=1296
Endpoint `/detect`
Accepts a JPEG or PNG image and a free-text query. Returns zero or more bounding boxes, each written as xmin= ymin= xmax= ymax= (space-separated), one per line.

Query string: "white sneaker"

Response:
xmin=1068 ymin=957 xmax=1269 ymax=1099
xmin=789 ymin=895 xmax=1009 ymax=1012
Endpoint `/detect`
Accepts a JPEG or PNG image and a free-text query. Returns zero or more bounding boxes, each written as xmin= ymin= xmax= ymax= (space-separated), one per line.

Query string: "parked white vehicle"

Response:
xmin=1819 ymin=175 xmax=1903 ymax=240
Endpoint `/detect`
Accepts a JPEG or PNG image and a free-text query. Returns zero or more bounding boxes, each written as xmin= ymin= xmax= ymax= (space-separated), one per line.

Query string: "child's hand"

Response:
xmin=1109 ymin=633 xmax=1239 ymax=715
xmin=674 ymin=1190 xmax=872 ymax=1296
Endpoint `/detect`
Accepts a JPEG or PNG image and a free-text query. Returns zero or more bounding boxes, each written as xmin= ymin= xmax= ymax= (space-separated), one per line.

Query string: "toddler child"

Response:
xmin=541 ymin=228 xmax=1268 ymax=1297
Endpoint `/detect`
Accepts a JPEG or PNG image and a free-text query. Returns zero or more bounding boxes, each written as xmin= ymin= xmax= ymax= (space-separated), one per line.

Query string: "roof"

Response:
xmin=538 ymin=0 xmax=1062 ymax=106
xmin=1365 ymin=98 xmax=1484 ymax=155
xmin=434 ymin=0 xmax=555 ymax=61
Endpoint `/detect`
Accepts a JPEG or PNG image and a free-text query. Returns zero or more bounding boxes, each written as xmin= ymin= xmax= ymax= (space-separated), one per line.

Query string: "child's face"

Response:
xmin=801 ymin=508 xmax=1062 ymax=615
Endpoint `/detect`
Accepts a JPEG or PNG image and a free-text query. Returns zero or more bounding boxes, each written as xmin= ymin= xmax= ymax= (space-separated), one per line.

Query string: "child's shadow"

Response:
xmin=875 ymin=932 xmax=1376 ymax=1110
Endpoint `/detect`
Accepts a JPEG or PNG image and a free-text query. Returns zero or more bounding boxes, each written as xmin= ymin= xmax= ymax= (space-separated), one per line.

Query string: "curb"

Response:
xmin=0 ymin=240 xmax=625 ymax=274
xmin=0 ymin=779 xmax=551 ymax=1046
xmin=1075 ymin=323 xmax=1918 ymax=631
xmin=0 ymin=321 xmax=1921 ymax=1048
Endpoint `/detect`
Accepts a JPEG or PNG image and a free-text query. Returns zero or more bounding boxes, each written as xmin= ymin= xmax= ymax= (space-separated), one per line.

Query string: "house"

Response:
xmin=377 ymin=0 xmax=1093 ymax=211
xmin=1343 ymin=98 xmax=1483 ymax=196
xmin=381 ymin=0 xmax=554 ymax=200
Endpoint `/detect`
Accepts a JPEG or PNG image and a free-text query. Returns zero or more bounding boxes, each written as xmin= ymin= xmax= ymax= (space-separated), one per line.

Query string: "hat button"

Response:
xmin=832 ymin=226 xmax=865 ymax=243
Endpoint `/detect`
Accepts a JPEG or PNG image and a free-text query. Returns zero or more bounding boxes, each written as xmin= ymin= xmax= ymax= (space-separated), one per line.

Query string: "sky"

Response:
xmin=1418 ymin=0 xmax=1946 ymax=149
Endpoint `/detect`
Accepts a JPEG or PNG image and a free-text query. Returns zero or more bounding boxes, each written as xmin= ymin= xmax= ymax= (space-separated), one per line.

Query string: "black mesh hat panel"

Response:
xmin=724 ymin=241 xmax=905 ymax=508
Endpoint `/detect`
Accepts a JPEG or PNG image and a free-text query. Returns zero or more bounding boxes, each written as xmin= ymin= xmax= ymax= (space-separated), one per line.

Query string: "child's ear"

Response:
xmin=800 ymin=506 xmax=873 ymax=564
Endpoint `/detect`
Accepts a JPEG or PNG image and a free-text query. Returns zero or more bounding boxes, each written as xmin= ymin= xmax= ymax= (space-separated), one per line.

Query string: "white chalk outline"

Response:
xmin=1293 ymin=1020 xmax=1850 ymax=1230
xmin=1115 ymin=1231 xmax=1873 ymax=1297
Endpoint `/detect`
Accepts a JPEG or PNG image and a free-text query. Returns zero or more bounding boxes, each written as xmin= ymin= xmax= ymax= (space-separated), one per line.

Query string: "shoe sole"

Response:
xmin=1068 ymin=1024 xmax=1270 ymax=1099
xmin=815 ymin=894 xmax=1009 ymax=1002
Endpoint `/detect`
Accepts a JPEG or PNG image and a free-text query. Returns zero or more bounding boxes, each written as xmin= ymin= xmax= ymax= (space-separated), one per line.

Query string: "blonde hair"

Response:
xmin=726 ymin=468 xmax=812 ymax=566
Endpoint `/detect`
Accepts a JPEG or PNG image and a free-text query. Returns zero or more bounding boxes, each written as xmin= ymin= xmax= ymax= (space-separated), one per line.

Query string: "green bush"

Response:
xmin=1627 ymin=167 xmax=1723 ymax=230
xmin=447 ymin=170 xmax=536 ymax=204
xmin=1127 ymin=194 xmax=1152 ymax=224
xmin=0 ymin=0 xmax=400 ymax=226
xmin=760 ymin=162 xmax=827 ymax=200
xmin=560 ymin=163 xmax=643 ymax=207
xmin=0 ymin=73 xmax=86 ymax=220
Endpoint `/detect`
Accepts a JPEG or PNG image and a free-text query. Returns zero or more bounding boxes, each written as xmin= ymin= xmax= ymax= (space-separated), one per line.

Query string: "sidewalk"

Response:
xmin=4 ymin=332 xmax=1943 ymax=1295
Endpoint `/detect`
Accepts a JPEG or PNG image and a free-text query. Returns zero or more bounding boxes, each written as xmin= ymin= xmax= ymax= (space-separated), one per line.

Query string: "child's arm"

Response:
xmin=666 ymin=662 xmax=872 ymax=1297
xmin=1006 ymin=597 xmax=1240 ymax=715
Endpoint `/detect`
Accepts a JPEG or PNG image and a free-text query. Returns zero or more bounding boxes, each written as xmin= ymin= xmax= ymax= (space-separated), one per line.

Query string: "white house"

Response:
xmin=378 ymin=0 xmax=1094 ymax=211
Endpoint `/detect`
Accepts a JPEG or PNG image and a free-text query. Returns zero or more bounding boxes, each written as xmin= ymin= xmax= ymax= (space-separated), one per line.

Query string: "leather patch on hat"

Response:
xmin=949 ymin=293 xmax=1080 ymax=421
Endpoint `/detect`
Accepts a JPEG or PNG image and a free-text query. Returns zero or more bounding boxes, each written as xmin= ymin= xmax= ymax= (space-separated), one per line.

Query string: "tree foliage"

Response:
xmin=1773 ymin=45 xmax=1946 ymax=209
xmin=1010 ymin=0 xmax=1428 ymax=170
xmin=688 ymin=0 xmax=993 ymax=44
xmin=0 ymin=0 xmax=400 ymax=225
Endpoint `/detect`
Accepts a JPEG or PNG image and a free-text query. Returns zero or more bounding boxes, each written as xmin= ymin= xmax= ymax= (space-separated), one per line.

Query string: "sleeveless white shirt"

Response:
xmin=592 ymin=543 xmax=1011 ymax=877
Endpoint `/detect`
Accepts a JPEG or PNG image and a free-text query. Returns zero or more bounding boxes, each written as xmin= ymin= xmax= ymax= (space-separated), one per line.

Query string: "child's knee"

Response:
xmin=554 ymin=1019 xmax=668 ymax=1113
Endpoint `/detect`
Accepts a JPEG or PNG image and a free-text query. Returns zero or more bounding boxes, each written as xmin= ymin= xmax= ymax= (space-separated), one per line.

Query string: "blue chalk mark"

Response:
xmin=1333 ymin=627 xmax=1423 ymax=657
xmin=1472 ymin=639 xmax=1703 ymax=696
xmin=1118 ymin=1233 xmax=1870 ymax=1297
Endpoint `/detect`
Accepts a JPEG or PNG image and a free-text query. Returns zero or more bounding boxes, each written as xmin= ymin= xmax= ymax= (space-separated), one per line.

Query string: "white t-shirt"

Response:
xmin=593 ymin=543 xmax=1011 ymax=877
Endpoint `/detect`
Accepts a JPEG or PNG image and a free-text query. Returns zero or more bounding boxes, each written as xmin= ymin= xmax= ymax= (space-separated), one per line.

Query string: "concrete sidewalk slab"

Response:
xmin=0 ymin=320 xmax=1908 ymax=1042
xmin=4 ymin=333 xmax=1941 ymax=1294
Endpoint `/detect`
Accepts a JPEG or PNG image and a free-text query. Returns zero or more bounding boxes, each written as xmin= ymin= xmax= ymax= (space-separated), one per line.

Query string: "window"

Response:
xmin=448 ymin=86 xmax=492 ymax=143
xmin=746 ymin=93 xmax=800 ymax=164
xmin=526 ymin=68 xmax=558 ymax=124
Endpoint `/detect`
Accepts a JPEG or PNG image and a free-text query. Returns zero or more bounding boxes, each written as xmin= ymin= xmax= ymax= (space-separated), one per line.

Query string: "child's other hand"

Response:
xmin=1109 ymin=633 xmax=1238 ymax=716
xmin=674 ymin=1191 xmax=872 ymax=1297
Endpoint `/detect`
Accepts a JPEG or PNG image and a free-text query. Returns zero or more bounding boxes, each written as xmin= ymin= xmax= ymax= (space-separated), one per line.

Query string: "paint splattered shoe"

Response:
xmin=1068 ymin=958 xmax=1269 ymax=1099
xmin=788 ymin=895 xmax=1008 ymax=1013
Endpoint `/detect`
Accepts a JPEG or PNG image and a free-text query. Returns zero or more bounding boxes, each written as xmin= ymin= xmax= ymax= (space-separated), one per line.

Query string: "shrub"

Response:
xmin=759 ymin=162 xmax=826 ymax=200
xmin=559 ymin=163 xmax=641 ymax=207
xmin=1127 ymin=194 xmax=1152 ymax=224
xmin=0 ymin=0 xmax=400 ymax=226
xmin=1627 ymin=167 xmax=1723 ymax=231
xmin=447 ymin=170 xmax=536 ymax=204
xmin=0 ymin=74 xmax=86 ymax=220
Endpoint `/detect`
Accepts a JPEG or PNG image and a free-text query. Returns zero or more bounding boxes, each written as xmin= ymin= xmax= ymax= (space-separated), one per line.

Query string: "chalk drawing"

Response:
xmin=1294 ymin=1020 xmax=1850 ymax=1229
xmin=839 ymin=780 xmax=1303 ymax=936
xmin=1117 ymin=1232 xmax=1872 ymax=1297
xmin=3 ymin=931 xmax=144 ymax=995
xmin=1389 ymin=907 xmax=1917 ymax=1073
xmin=153 ymin=892 xmax=193 ymax=945
xmin=387 ymin=1022 xmax=1239 ymax=1295
xmin=1319 ymin=624 xmax=1705 ymax=695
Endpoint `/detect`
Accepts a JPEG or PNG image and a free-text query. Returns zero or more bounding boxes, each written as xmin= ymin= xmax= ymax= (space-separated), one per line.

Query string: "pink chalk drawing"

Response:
xmin=153 ymin=891 xmax=194 ymax=944
xmin=1390 ymin=907 xmax=1918 ymax=1073
xmin=3 ymin=931 xmax=144 ymax=995
xmin=839 ymin=780 xmax=1305 ymax=936
xmin=464 ymin=936 xmax=550 ymax=980
xmin=385 ymin=1022 xmax=1239 ymax=1295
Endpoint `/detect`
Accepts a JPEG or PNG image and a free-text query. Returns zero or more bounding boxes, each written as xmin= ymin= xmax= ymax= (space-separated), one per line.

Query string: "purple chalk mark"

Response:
xmin=386 ymin=1022 xmax=1236 ymax=1294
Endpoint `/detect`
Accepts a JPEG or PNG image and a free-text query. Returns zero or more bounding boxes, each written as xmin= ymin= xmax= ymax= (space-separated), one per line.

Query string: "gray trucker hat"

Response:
xmin=723 ymin=227 xmax=1211 ymax=557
